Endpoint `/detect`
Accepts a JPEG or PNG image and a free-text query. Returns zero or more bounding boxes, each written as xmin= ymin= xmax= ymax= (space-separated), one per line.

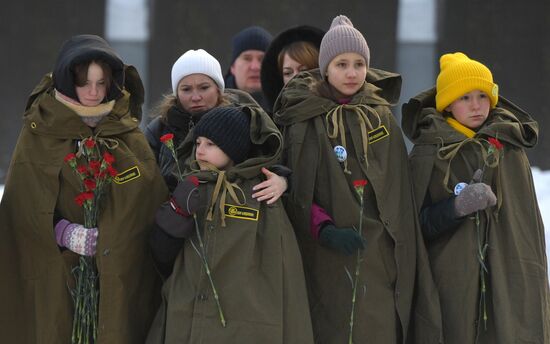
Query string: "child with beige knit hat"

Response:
xmin=273 ymin=14 xmax=438 ymax=343
xmin=402 ymin=52 xmax=549 ymax=343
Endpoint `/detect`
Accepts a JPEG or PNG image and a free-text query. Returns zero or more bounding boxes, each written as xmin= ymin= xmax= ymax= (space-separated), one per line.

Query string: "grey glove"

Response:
xmin=454 ymin=182 xmax=497 ymax=217
xmin=155 ymin=176 xmax=200 ymax=238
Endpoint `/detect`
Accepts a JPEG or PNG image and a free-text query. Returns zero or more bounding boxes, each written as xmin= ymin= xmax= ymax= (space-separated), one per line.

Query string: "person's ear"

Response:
xmin=230 ymin=64 xmax=236 ymax=76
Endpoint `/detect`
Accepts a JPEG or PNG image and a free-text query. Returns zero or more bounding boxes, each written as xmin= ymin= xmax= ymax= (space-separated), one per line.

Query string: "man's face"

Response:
xmin=230 ymin=50 xmax=264 ymax=93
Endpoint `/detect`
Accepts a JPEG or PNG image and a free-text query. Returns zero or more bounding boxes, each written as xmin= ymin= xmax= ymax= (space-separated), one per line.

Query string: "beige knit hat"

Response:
xmin=318 ymin=15 xmax=370 ymax=79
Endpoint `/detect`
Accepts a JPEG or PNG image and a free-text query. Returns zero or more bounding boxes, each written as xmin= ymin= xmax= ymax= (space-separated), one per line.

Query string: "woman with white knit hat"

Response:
xmin=273 ymin=15 xmax=439 ymax=343
xmin=145 ymin=49 xmax=289 ymax=203
xmin=145 ymin=49 xmax=230 ymax=183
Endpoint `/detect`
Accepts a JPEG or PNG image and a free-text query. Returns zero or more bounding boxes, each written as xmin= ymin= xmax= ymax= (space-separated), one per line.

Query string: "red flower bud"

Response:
xmin=353 ymin=179 xmax=368 ymax=188
xmin=64 ymin=153 xmax=76 ymax=163
xmin=187 ymin=175 xmax=200 ymax=187
xmin=488 ymin=137 xmax=504 ymax=151
xmin=107 ymin=166 xmax=118 ymax=177
xmin=102 ymin=151 xmax=115 ymax=165
xmin=77 ymin=165 xmax=88 ymax=175
xmin=160 ymin=133 xmax=174 ymax=144
xmin=84 ymin=179 xmax=97 ymax=191
xmin=84 ymin=139 xmax=96 ymax=148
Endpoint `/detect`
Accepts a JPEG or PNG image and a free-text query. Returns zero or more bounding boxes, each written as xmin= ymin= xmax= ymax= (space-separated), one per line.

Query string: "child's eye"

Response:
xmin=283 ymin=71 xmax=293 ymax=77
xmin=479 ymin=93 xmax=487 ymax=98
xmin=461 ymin=95 xmax=470 ymax=101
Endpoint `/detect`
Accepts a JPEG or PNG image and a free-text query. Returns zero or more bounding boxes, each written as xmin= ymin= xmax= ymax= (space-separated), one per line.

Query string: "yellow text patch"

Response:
xmin=224 ymin=204 xmax=259 ymax=221
xmin=114 ymin=166 xmax=141 ymax=184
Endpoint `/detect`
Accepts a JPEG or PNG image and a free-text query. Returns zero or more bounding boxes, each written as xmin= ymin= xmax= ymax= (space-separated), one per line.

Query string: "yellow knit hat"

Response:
xmin=435 ymin=52 xmax=499 ymax=112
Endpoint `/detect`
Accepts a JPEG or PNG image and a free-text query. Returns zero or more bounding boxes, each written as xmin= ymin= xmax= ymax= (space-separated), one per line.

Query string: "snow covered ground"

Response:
xmin=1 ymin=169 xmax=550 ymax=257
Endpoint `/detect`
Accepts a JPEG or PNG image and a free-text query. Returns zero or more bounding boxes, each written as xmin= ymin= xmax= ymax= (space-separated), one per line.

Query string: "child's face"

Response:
xmin=195 ymin=136 xmax=234 ymax=170
xmin=445 ymin=90 xmax=491 ymax=129
xmin=326 ymin=52 xmax=367 ymax=97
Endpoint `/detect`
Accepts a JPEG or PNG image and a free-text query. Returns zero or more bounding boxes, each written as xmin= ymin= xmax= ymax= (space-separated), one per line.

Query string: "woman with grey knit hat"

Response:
xmin=273 ymin=15 xmax=441 ymax=343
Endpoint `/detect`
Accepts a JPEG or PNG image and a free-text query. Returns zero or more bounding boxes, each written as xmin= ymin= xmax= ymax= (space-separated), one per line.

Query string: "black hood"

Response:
xmin=52 ymin=34 xmax=124 ymax=102
xmin=260 ymin=25 xmax=325 ymax=109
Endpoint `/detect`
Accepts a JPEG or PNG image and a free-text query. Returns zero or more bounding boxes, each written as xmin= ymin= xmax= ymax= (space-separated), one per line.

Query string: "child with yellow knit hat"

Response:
xmin=402 ymin=52 xmax=550 ymax=343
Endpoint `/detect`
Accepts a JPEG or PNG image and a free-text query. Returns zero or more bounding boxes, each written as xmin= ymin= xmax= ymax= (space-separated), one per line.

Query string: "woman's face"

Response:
xmin=75 ymin=62 xmax=107 ymax=106
xmin=178 ymin=74 xmax=221 ymax=114
xmin=282 ymin=53 xmax=308 ymax=85
xmin=326 ymin=52 xmax=367 ymax=97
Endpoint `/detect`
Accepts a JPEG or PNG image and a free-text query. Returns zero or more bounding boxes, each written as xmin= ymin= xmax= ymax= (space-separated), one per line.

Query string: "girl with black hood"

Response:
xmin=260 ymin=25 xmax=324 ymax=112
xmin=0 ymin=34 xmax=167 ymax=343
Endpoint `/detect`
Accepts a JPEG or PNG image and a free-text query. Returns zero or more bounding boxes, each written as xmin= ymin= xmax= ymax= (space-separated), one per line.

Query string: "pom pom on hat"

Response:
xmin=193 ymin=107 xmax=251 ymax=165
xmin=171 ymin=49 xmax=225 ymax=95
xmin=318 ymin=15 xmax=370 ymax=79
xmin=436 ymin=52 xmax=499 ymax=112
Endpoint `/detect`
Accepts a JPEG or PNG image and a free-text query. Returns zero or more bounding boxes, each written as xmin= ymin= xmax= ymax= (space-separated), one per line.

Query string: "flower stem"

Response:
xmin=349 ymin=195 xmax=365 ymax=344
xmin=193 ymin=215 xmax=226 ymax=327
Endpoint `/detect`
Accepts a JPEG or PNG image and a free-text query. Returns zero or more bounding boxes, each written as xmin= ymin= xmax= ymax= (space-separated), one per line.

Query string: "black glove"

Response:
xmin=319 ymin=223 xmax=365 ymax=255
xmin=155 ymin=176 xmax=200 ymax=238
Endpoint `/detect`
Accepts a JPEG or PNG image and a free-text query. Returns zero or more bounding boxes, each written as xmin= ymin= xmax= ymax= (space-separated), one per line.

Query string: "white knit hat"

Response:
xmin=171 ymin=49 xmax=225 ymax=95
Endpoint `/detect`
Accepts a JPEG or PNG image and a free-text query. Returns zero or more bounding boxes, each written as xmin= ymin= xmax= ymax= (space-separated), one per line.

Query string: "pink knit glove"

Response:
xmin=54 ymin=219 xmax=98 ymax=256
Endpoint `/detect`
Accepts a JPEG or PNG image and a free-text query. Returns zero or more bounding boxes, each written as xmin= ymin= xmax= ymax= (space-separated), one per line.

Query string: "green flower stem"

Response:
xmin=193 ymin=215 xmax=226 ymax=327
xmin=476 ymin=211 xmax=488 ymax=330
xmin=349 ymin=192 xmax=365 ymax=344
xmin=169 ymin=146 xmax=184 ymax=181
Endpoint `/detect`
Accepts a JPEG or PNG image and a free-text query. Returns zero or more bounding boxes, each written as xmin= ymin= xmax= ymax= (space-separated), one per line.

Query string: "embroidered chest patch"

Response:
xmin=114 ymin=166 xmax=141 ymax=184
xmin=368 ymin=125 xmax=389 ymax=143
xmin=224 ymin=204 xmax=259 ymax=221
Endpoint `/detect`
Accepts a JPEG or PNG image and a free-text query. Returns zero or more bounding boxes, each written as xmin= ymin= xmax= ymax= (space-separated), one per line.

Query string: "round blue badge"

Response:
xmin=333 ymin=145 xmax=347 ymax=162
xmin=454 ymin=182 xmax=468 ymax=195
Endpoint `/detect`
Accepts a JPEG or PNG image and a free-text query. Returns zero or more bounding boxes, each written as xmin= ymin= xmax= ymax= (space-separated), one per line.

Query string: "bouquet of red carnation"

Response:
xmin=64 ymin=137 xmax=118 ymax=344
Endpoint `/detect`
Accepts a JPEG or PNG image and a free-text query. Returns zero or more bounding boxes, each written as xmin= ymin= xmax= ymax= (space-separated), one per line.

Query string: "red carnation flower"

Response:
xmin=76 ymin=165 xmax=88 ymax=175
xmin=187 ymin=175 xmax=200 ymax=187
xmin=84 ymin=179 xmax=97 ymax=191
xmin=160 ymin=133 xmax=174 ymax=143
xmin=89 ymin=160 xmax=101 ymax=172
xmin=488 ymin=137 xmax=504 ymax=151
xmin=107 ymin=166 xmax=118 ymax=177
xmin=74 ymin=192 xmax=94 ymax=206
xmin=102 ymin=151 xmax=115 ymax=165
xmin=84 ymin=139 xmax=96 ymax=148
xmin=353 ymin=179 xmax=368 ymax=188
xmin=64 ymin=153 xmax=76 ymax=163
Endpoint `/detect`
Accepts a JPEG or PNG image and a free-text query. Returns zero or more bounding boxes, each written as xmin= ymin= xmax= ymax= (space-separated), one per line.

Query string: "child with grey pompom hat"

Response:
xmin=318 ymin=15 xmax=370 ymax=78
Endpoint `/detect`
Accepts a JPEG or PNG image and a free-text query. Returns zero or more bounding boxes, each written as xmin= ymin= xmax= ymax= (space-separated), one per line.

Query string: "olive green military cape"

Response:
xmin=0 ymin=74 xmax=168 ymax=343
xmin=146 ymin=104 xmax=314 ymax=344
xmin=273 ymin=69 xmax=442 ymax=343
xmin=402 ymin=87 xmax=550 ymax=343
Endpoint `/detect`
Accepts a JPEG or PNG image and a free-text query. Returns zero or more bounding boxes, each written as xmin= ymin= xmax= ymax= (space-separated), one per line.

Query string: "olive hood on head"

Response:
xmin=52 ymin=34 xmax=124 ymax=102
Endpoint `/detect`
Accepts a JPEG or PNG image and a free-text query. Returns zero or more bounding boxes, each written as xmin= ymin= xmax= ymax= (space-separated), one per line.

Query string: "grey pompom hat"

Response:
xmin=318 ymin=15 xmax=370 ymax=79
